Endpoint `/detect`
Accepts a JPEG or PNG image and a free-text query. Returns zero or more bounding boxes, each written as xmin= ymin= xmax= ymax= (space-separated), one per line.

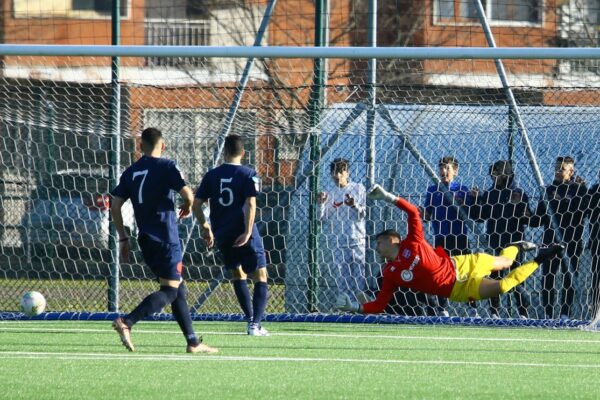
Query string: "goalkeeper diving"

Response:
xmin=336 ymin=184 xmax=565 ymax=314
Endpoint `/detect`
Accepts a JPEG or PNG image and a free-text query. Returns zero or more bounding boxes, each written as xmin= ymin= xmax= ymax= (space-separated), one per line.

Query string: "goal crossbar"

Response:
xmin=0 ymin=45 xmax=599 ymax=59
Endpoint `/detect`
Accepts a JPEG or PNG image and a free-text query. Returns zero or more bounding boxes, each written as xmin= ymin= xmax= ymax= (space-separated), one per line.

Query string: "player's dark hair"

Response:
xmin=375 ymin=229 xmax=402 ymax=241
xmin=556 ymin=156 xmax=575 ymax=165
xmin=223 ymin=134 xmax=245 ymax=157
xmin=438 ymin=156 xmax=458 ymax=168
xmin=330 ymin=158 xmax=350 ymax=173
xmin=141 ymin=127 xmax=163 ymax=151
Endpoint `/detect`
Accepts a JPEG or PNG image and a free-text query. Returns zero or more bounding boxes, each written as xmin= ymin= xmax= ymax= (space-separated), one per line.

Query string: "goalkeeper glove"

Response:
xmin=335 ymin=293 xmax=360 ymax=313
xmin=367 ymin=184 xmax=397 ymax=203
xmin=356 ymin=291 xmax=374 ymax=305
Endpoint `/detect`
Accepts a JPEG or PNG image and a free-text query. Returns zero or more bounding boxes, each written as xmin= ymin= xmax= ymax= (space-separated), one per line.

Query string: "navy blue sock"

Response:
xmin=233 ymin=279 xmax=253 ymax=322
xmin=252 ymin=281 xmax=268 ymax=325
xmin=125 ymin=286 xmax=178 ymax=327
xmin=171 ymin=282 xmax=199 ymax=346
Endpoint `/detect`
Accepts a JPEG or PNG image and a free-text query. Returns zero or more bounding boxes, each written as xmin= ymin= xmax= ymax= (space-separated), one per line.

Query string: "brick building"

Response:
xmin=0 ymin=0 xmax=598 ymax=188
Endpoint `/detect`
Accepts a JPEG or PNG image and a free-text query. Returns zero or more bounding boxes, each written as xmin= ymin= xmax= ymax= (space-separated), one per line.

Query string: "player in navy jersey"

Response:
xmin=193 ymin=134 xmax=269 ymax=336
xmin=110 ymin=127 xmax=217 ymax=353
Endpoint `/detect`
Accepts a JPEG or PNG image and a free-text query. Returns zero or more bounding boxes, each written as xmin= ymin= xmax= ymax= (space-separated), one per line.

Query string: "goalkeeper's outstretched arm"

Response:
xmin=367 ymin=184 xmax=398 ymax=203
xmin=335 ymin=281 xmax=396 ymax=314
xmin=361 ymin=282 xmax=396 ymax=314
xmin=335 ymin=293 xmax=362 ymax=313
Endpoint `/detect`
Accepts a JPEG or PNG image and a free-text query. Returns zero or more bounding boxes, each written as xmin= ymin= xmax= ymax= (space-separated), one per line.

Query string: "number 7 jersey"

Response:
xmin=111 ymin=155 xmax=186 ymax=244
xmin=195 ymin=162 xmax=260 ymax=244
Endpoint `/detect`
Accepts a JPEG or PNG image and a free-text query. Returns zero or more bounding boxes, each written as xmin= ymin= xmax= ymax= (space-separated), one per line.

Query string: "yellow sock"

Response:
xmin=499 ymin=260 xmax=539 ymax=294
xmin=500 ymin=246 xmax=519 ymax=263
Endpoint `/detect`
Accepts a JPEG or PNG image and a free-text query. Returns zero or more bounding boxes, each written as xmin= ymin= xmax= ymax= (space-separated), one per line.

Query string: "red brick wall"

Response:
xmin=2 ymin=0 xmax=146 ymax=67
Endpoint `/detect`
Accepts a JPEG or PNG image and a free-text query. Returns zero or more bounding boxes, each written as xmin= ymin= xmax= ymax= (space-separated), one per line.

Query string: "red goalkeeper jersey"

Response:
xmin=362 ymin=197 xmax=457 ymax=314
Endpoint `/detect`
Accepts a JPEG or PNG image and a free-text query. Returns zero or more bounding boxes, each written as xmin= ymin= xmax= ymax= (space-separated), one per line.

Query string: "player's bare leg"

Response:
xmin=159 ymin=277 xmax=182 ymax=288
xmin=478 ymin=278 xmax=503 ymax=300
xmin=232 ymin=267 xmax=248 ymax=281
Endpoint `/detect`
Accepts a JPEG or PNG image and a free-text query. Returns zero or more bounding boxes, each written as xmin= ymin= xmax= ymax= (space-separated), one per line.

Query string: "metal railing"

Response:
xmin=144 ymin=19 xmax=210 ymax=67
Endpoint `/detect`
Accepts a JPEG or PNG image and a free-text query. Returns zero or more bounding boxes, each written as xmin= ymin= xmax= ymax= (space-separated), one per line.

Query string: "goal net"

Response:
xmin=1 ymin=47 xmax=598 ymax=328
xmin=0 ymin=3 xmax=599 ymax=329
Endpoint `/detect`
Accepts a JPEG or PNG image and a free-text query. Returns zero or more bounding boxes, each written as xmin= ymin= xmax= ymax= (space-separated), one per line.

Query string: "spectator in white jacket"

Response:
xmin=318 ymin=158 xmax=367 ymax=303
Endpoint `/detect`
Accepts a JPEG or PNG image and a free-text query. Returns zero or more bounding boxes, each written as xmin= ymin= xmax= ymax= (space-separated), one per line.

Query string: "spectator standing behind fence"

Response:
xmin=533 ymin=156 xmax=589 ymax=320
xmin=422 ymin=156 xmax=477 ymax=317
xmin=470 ymin=160 xmax=533 ymax=319
xmin=317 ymin=158 xmax=367 ymax=305
xmin=589 ymin=170 xmax=600 ymax=317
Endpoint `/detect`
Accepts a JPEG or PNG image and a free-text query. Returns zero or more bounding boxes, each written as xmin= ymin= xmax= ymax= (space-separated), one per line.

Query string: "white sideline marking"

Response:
xmin=0 ymin=351 xmax=599 ymax=369
xmin=1 ymin=325 xmax=600 ymax=345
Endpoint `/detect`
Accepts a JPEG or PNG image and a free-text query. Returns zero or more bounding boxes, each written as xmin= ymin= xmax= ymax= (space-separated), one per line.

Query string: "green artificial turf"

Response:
xmin=0 ymin=321 xmax=599 ymax=399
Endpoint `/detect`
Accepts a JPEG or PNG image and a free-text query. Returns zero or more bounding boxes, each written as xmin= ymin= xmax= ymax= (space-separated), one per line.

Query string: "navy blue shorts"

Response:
xmin=218 ymin=233 xmax=267 ymax=274
xmin=138 ymin=234 xmax=183 ymax=280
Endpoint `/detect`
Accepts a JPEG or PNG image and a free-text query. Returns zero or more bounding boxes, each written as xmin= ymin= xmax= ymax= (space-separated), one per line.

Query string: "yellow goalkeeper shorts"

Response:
xmin=448 ymin=253 xmax=496 ymax=302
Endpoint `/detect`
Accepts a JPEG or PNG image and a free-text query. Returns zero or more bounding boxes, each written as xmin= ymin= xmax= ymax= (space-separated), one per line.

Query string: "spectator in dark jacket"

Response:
xmin=587 ymin=169 xmax=600 ymax=317
xmin=470 ymin=160 xmax=533 ymax=319
xmin=533 ymin=156 xmax=589 ymax=319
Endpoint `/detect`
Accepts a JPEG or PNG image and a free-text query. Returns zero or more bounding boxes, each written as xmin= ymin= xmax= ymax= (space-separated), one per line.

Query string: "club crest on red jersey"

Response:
xmin=401 ymin=270 xmax=413 ymax=281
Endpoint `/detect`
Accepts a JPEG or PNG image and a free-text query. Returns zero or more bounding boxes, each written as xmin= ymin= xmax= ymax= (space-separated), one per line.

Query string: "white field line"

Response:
xmin=0 ymin=320 xmax=526 ymax=331
xmin=1 ymin=325 xmax=600 ymax=345
xmin=0 ymin=351 xmax=599 ymax=369
xmin=0 ymin=320 xmax=556 ymax=333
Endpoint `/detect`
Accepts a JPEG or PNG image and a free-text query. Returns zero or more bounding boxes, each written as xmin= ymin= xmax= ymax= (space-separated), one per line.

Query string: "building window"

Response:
xmin=275 ymin=110 xmax=310 ymax=160
xmin=435 ymin=0 xmax=542 ymax=25
xmin=144 ymin=19 xmax=211 ymax=68
xmin=558 ymin=0 xmax=600 ymax=75
xmin=71 ymin=0 xmax=129 ymax=18
xmin=13 ymin=0 xmax=129 ymax=19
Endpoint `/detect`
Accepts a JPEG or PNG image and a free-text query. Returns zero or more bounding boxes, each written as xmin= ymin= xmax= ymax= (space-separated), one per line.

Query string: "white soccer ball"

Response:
xmin=20 ymin=291 xmax=46 ymax=317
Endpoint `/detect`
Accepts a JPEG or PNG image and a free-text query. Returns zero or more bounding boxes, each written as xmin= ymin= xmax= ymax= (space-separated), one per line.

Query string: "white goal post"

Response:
xmin=0 ymin=44 xmax=599 ymax=59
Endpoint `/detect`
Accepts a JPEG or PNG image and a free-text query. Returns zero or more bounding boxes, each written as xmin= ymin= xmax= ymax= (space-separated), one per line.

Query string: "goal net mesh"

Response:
xmin=0 ymin=0 xmax=598 ymax=328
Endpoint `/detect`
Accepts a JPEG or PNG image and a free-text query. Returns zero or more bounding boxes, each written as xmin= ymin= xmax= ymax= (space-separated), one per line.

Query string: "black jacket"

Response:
xmin=534 ymin=178 xmax=589 ymax=247
xmin=470 ymin=183 xmax=532 ymax=252
xmin=589 ymin=183 xmax=600 ymax=245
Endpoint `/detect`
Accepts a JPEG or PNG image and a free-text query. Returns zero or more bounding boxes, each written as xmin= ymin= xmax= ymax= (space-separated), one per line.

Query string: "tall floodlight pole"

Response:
xmin=307 ymin=0 xmax=328 ymax=312
xmin=108 ymin=0 xmax=121 ymax=313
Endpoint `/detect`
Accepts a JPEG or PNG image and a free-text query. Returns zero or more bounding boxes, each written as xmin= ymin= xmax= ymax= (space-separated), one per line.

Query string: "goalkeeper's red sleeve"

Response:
xmin=361 ymin=279 xmax=395 ymax=314
xmin=394 ymin=197 xmax=425 ymax=241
